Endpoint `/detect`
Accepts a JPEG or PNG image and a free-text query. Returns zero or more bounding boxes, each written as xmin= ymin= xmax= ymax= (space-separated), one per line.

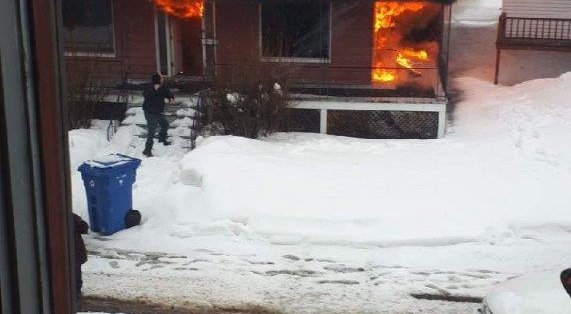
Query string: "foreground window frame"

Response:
xmin=1 ymin=0 xmax=75 ymax=312
xmin=259 ymin=0 xmax=332 ymax=63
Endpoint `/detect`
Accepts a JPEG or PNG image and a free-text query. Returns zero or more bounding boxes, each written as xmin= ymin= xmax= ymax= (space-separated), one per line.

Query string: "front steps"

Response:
xmin=119 ymin=92 xmax=205 ymax=150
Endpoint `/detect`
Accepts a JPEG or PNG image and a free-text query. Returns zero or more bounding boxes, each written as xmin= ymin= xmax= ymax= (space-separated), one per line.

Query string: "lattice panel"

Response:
xmin=279 ymin=109 xmax=321 ymax=133
xmin=327 ymin=110 xmax=439 ymax=139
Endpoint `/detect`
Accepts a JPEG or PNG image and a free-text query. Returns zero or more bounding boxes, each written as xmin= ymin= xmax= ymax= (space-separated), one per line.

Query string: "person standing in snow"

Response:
xmin=142 ymin=73 xmax=175 ymax=157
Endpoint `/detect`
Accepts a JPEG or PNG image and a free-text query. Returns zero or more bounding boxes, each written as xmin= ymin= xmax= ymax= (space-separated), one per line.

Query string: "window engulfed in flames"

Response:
xmin=372 ymin=2 xmax=435 ymax=85
xmin=151 ymin=0 xmax=204 ymax=19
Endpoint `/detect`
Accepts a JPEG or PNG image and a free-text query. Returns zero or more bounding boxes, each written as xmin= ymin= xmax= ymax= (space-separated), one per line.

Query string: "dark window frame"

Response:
xmin=62 ymin=0 xmax=117 ymax=58
xmin=259 ymin=0 xmax=332 ymax=63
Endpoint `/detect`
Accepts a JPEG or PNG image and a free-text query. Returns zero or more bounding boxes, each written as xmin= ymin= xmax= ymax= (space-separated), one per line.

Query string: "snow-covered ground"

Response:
xmin=70 ymin=72 xmax=571 ymax=313
xmin=452 ymin=0 xmax=501 ymax=26
xmin=69 ymin=2 xmax=571 ymax=311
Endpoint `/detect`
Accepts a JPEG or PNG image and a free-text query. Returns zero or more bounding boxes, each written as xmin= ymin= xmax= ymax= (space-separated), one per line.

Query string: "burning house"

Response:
xmin=62 ymin=0 xmax=456 ymax=139
xmin=62 ymin=0 xmax=206 ymax=78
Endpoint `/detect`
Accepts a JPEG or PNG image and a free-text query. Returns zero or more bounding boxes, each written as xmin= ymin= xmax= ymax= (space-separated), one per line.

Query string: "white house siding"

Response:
xmin=503 ymin=0 xmax=571 ymax=19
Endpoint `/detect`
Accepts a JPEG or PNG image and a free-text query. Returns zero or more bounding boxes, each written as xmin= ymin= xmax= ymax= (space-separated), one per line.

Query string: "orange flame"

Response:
xmin=396 ymin=53 xmax=421 ymax=75
xmin=151 ymin=0 xmax=204 ymax=19
xmin=401 ymin=48 xmax=429 ymax=61
xmin=396 ymin=49 xmax=429 ymax=75
xmin=374 ymin=2 xmax=424 ymax=32
xmin=372 ymin=2 xmax=428 ymax=84
xmin=373 ymin=69 xmax=396 ymax=83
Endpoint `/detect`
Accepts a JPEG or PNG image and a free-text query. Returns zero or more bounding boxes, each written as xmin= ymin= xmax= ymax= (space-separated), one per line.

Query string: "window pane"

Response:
xmin=262 ymin=0 xmax=330 ymax=59
xmin=62 ymin=0 xmax=114 ymax=54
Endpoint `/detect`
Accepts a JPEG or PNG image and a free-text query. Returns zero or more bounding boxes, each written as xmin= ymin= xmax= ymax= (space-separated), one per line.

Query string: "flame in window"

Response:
xmin=372 ymin=2 xmax=429 ymax=84
xmin=151 ymin=0 xmax=204 ymax=19
xmin=373 ymin=69 xmax=396 ymax=83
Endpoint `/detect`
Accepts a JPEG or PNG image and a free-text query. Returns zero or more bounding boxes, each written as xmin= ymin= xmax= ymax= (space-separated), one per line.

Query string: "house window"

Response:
xmin=261 ymin=0 xmax=330 ymax=62
xmin=62 ymin=0 xmax=115 ymax=56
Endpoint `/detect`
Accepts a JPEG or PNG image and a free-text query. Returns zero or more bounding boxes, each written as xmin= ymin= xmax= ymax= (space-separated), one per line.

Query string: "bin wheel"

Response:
xmin=125 ymin=210 xmax=141 ymax=228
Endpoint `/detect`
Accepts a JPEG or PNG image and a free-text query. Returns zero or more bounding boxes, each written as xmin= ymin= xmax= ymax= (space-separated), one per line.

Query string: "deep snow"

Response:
xmin=72 ymin=73 xmax=571 ymax=249
xmin=484 ymin=271 xmax=571 ymax=314
xmin=69 ymin=73 xmax=571 ymax=313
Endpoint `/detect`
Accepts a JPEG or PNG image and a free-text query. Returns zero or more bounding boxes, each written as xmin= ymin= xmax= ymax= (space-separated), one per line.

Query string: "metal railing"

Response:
xmin=214 ymin=64 xmax=447 ymax=100
xmin=500 ymin=14 xmax=571 ymax=41
xmin=189 ymin=91 xmax=208 ymax=150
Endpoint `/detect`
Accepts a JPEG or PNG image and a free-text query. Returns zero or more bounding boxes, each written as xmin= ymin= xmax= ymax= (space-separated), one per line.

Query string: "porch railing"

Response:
xmin=498 ymin=13 xmax=571 ymax=44
xmin=214 ymin=64 xmax=448 ymax=100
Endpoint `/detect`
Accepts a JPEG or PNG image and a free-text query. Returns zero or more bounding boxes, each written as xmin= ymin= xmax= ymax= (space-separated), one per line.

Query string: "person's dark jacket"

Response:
xmin=142 ymin=85 xmax=174 ymax=114
xmin=73 ymin=214 xmax=89 ymax=265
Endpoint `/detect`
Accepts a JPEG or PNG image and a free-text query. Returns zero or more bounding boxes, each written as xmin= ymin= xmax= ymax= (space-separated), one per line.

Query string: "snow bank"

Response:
xmin=71 ymin=73 xmax=571 ymax=252
xmin=171 ymin=73 xmax=571 ymax=247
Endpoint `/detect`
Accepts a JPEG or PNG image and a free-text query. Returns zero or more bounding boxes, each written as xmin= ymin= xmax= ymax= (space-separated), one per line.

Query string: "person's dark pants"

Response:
xmin=75 ymin=264 xmax=83 ymax=299
xmin=144 ymin=112 xmax=169 ymax=152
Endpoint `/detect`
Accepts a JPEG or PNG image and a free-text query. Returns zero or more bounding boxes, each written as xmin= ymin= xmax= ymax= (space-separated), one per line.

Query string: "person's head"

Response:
xmin=151 ymin=73 xmax=163 ymax=86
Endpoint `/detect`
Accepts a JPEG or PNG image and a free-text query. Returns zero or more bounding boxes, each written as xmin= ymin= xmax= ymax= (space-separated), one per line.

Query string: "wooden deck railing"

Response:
xmin=502 ymin=15 xmax=571 ymax=41
xmin=497 ymin=13 xmax=571 ymax=47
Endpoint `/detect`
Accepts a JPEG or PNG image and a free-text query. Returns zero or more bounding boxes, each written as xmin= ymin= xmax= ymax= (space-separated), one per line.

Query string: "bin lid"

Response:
xmin=78 ymin=154 xmax=141 ymax=174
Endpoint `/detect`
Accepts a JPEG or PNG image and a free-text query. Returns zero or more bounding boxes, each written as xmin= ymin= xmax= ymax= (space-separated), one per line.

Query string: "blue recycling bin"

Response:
xmin=78 ymin=154 xmax=142 ymax=236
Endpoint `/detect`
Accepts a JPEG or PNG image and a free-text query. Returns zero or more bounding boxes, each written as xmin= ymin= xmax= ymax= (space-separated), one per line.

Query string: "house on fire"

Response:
xmin=495 ymin=0 xmax=571 ymax=84
xmin=62 ymin=0 xmax=457 ymax=139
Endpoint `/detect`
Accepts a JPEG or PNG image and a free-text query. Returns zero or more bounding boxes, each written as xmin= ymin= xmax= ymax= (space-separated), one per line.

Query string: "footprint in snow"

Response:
xmin=283 ymin=254 xmax=300 ymax=261
xmin=173 ymin=267 xmax=199 ymax=271
xmin=264 ymin=269 xmax=322 ymax=277
xmin=425 ymin=283 xmax=451 ymax=296
xmin=246 ymin=260 xmax=275 ymax=265
xmin=323 ymin=266 xmax=366 ymax=273
xmin=318 ymin=280 xmax=360 ymax=285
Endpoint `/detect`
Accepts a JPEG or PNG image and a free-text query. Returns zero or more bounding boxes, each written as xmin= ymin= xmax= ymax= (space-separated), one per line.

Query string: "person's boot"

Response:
xmin=143 ymin=142 xmax=153 ymax=157
xmin=159 ymin=138 xmax=172 ymax=146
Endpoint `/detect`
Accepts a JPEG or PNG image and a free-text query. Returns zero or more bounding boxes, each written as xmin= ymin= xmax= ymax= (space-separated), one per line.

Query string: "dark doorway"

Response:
xmin=157 ymin=12 xmax=206 ymax=78
xmin=157 ymin=11 xmax=170 ymax=75
xmin=180 ymin=17 xmax=204 ymax=76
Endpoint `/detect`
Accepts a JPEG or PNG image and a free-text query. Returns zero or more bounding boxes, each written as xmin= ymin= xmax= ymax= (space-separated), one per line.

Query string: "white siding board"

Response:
xmin=503 ymin=0 xmax=571 ymax=19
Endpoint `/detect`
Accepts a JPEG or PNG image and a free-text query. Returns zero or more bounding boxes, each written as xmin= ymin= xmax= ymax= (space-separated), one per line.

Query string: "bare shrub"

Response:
xmin=205 ymin=61 xmax=291 ymax=139
xmin=65 ymin=56 xmax=116 ymax=129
